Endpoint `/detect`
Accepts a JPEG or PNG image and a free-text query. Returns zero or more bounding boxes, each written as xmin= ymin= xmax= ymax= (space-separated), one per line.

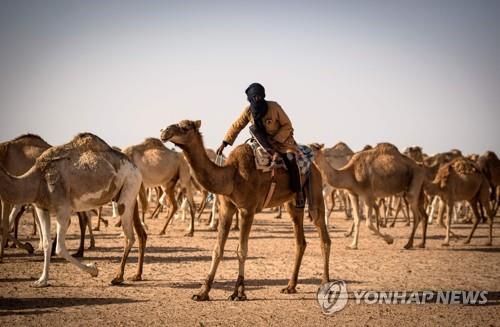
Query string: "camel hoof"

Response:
xmin=184 ymin=231 xmax=194 ymax=237
xmin=92 ymin=227 xmax=100 ymax=232
xmin=484 ymin=242 xmax=492 ymax=246
xmin=9 ymin=243 xmax=17 ymax=249
xmin=441 ymin=242 xmax=450 ymax=247
xmin=385 ymin=236 xmax=394 ymax=245
xmin=24 ymin=242 xmax=34 ymax=254
xmin=231 ymin=226 xmax=240 ymax=231
xmin=129 ymin=274 xmax=142 ymax=281
xmin=87 ymin=263 xmax=98 ymax=277
xmin=32 ymin=279 xmax=49 ymax=288
xmin=345 ymin=245 xmax=357 ymax=250
xmin=462 ymin=240 xmax=471 ymax=245
xmin=228 ymin=293 xmax=247 ymax=301
xmin=209 ymin=226 xmax=217 ymax=232
xmin=103 ymin=220 xmax=109 ymax=227
xmin=88 ymin=244 xmax=96 ymax=251
xmin=111 ymin=277 xmax=124 ymax=285
xmin=416 ymin=242 xmax=425 ymax=249
xmin=403 ymin=243 xmax=413 ymax=250
xmin=192 ymin=293 xmax=210 ymax=301
xmin=344 ymin=232 xmax=352 ymax=238
xmin=72 ymin=251 xmax=84 ymax=258
xmin=280 ymin=286 xmax=297 ymax=294
xmin=159 ymin=230 xmax=166 ymax=236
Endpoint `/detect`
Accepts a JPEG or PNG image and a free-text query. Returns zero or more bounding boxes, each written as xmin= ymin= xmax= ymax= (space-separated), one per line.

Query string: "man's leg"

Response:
xmin=282 ymin=153 xmax=305 ymax=208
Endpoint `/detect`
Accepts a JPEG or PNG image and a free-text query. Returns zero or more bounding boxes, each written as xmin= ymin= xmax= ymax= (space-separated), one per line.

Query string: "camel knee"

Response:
xmin=43 ymin=239 xmax=52 ymax=252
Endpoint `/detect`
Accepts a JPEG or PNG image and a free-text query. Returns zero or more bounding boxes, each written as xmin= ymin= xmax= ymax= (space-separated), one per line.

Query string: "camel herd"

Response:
xmin=0 ymin=119 xmax=498 ymax=301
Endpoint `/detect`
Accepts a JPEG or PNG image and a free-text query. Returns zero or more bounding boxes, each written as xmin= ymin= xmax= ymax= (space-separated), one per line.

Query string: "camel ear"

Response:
xmin=319 ymin=143 xmax=325 ymax=149
xmin=194 ymin=120 xmax=202 ymax=129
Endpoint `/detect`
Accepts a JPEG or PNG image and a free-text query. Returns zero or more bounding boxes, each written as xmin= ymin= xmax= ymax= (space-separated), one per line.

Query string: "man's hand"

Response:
xmin=216 ymin=142 xmax=227 ymax=156
xmin=272 ymin=152 xmax=280 ymax=162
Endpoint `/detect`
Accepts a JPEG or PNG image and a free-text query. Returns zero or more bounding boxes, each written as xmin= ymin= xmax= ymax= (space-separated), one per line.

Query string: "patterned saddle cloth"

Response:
xmin=248 ymin=139 xmax=314 ymax=175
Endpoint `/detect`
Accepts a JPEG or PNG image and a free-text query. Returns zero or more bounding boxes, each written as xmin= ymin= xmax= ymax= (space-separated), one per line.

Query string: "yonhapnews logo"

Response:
xmin=317 ymin=280 xmax=489 ymax=315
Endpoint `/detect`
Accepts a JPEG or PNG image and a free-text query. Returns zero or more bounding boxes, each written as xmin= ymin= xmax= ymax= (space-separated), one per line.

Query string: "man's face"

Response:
xmin=251 ymin=95 xmax=263 ymax=102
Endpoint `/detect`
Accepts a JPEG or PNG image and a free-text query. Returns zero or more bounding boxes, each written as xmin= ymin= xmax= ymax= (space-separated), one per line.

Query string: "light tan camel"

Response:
xmin=123 ymin=138 xmax=196 ymax=236
xmin=323 ymin=142 xmax=354 ymax=220
xmin=0 ymin=134 xmax=95 ymax=261
xmin=0 ymin=133 xmax=146 ymax=286
xmin=425 ymin=157 xmax=494 ymax=246
xmin=310 ymin=143 xmax=429 ymax=249
xmin=160 ymin=120 xmax=330 ymax=301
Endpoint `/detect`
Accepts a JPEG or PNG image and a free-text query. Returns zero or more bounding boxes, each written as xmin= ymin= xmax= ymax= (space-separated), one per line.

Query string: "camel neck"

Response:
xmin=0 ymin=165 xmax=40 ymax=205
xmin=179 ymin=134 xmax=234 ymax=196
xmin=315 ymin=152 xmax=353 ymax=191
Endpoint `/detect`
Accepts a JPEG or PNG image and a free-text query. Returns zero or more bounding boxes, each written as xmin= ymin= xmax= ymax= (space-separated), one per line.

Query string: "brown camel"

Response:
xmin=160 ymin=120 xmax=330 ymax=301
xmin=0 ymin=134 xmax=95 ymax=261
xmin=0 ymin=133 xmax=147 ymax=286
xmin=123 ymin=138 xmax=196 ymax=236
xmin=310 ymin=143 xmax=429 ymax=249
xmin=425 ymin=157 xmax=494 ymax=246
xmin=477 ymin=151 xmax=500 ymax=214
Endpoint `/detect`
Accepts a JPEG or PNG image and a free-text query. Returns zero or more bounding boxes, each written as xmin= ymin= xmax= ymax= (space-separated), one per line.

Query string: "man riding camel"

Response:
xmin=216 ymin=82 xmax=305 ymax=208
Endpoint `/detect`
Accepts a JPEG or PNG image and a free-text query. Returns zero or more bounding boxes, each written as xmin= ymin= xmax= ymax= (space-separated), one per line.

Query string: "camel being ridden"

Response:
xmin=160 ymin=120 xmax=331 ymax=301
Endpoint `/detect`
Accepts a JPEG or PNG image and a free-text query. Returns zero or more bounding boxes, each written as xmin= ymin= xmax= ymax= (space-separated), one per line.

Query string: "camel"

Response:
xmin=123 ymin=138 xmax=196 ymax=236
xmin=323 ymin=142 xmax=354 ymax=220
xmin=310 ymin=143 xmax=429 ymax=249
xmin=0 ymin=133 xmax=146 ymax=286
xmin=0 ymin=134 xmax=96 ymax=261
xmin=477 ymin=151 xmax=500 ymax=214
xmin=159 ymin=120 xmax=330 ymax=301
xmin=425 ymin=157 xmax=494 ymax=246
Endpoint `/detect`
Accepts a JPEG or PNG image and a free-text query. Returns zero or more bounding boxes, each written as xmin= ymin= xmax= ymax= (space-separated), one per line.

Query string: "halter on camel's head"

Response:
xmin=160 ymin=120 xmax=202 ymax=147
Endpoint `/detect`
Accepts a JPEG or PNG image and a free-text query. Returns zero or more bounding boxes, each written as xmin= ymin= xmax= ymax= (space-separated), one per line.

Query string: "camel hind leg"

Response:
xmin=54 ymin=209 xmax=98 ymax=279
xmin=193 ymin=197 xmax=236 ymax=301
xmin=281 ymin=201 xmax=306 ymax=294
xmin=130 ymin=202 xmax=147 ymax=281
xmin=32 ymin=207 xmax=52 ymax=287
xmin=159 ymin=181 xmax=178 ymax=235
xmin=304 ymin=168 xmax=330 ymax=284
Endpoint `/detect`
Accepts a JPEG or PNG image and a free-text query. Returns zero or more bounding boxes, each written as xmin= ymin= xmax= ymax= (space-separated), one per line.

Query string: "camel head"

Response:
xmin=309 ymin=143 xmax=325 ymax=156
xmin=160 ymin=120 xmax=202 ymax=147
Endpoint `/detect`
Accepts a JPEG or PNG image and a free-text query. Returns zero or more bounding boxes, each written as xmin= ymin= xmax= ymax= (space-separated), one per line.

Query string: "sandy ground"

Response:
xmin=1 ymin=204 xmax=500 ymax=326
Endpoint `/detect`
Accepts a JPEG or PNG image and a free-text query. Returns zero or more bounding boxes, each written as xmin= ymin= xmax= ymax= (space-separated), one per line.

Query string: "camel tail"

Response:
xmin=138 ymin=183 xmax=148 ymax=215
xmin=132 ymin=200 xmax=147 ymax=240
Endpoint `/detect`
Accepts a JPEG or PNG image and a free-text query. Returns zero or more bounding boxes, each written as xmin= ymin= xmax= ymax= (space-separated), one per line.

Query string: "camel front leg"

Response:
xmin=193 ymin=198 xmax=235 ymax=301
xmin=229 ymin=208 xmax=254 ymax=300
xmin=464 ymin=200 xmax=481 ymax=245
xmin=346 ymin=193 xmax=360 ymax=249
xmin=33 ymin=207 xmax=52 ymax=287
xmin=281 ymin=201 xmax=306 ymax=294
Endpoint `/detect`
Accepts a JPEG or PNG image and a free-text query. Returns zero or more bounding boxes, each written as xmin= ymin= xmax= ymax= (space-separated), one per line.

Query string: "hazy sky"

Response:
xmin=1 ymin=0 xmax=499 ymax=155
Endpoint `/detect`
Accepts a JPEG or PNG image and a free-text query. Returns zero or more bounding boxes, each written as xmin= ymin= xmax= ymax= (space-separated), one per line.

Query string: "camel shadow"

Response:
xmin=0 ymin=297 xmax=145 ymax=316
xmin=167 ymin=278 xmax=364 ymax=291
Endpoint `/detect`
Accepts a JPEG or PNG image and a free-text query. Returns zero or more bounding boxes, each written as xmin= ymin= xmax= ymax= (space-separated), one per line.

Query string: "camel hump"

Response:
xmin=374 ymin=142 xmax=399 ymax=154
xmin=324 ymin=142 xmax=354 ymax=158
xmin=484 ymin=151 xmax=499 ymax=161
xmin=70 ymin=133 xmax=111 ymax=152
xmin=142 ymin=137 xmax=165 ymax=149
xmin=37 ymin=133 xmax=113 ymax=168
xmin=435 ymin=158 xmax=478 ymax=188
xmin=11 ymin=133 xmax=51 ymax=148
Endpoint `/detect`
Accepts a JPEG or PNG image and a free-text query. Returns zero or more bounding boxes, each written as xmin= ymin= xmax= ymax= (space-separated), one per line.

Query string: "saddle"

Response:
xmin=248 ymin=139 xmax=314 ymax=175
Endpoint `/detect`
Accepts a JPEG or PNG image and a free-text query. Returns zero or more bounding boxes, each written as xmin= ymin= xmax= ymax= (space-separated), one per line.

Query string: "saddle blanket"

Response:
xmin=248 ymin=139 xmax=314 ymax=175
